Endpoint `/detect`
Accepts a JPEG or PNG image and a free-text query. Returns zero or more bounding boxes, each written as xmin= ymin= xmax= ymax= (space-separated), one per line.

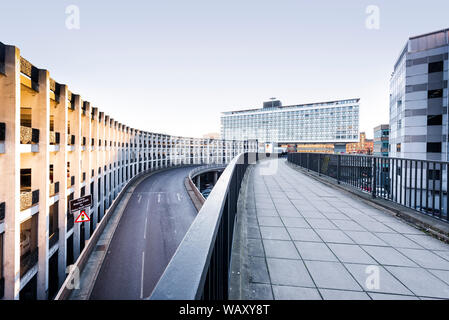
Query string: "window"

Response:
xmin=428 ymin=89 xmax=443 ymax=99
xmin=396 ymin=143 xmax=401 ymax=152
xmin=429 ymin=61 xmax=444 ymax=73
xmin=427 ymin=114 xmax=442 ymax=126
xmin=427 ymin=142 xmax=441 ymax=153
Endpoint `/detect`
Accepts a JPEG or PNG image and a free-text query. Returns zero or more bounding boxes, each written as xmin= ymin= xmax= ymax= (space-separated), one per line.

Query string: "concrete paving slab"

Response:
xmin=272 ymin=285 xmax=322 ymax=300
xmin=263 ymin=240 xmax=301 ymax=259
xmin=294 ymin=241 xmax=338 ymax=262
xmin=267 ymin=258 xmax=315 ymax=287
xmin=361 ymin=246 xmax=418 ymax=267
xmin=386 ymin=266 xmax=449 ymax=299
xmin=328 ymin=243 xmax=377 ymax=264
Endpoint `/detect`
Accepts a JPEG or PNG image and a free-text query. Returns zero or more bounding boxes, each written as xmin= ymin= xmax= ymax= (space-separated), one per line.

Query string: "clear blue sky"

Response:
xmin=1 ymin=0 xmax=449 ymax=138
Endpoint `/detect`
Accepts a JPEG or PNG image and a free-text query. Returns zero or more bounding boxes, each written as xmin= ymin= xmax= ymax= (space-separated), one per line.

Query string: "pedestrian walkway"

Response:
xmin=236 ymin=158 xmax=449 ymax=300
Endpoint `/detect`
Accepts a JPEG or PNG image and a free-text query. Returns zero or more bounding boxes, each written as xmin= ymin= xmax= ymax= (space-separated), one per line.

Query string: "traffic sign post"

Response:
xmin=75 ymin=210 xmax=91 ymax=223
xmin=70 ymin=195 xmax=92 ymax=224
xmin=69 ymin=195 xmax=92 ymax=213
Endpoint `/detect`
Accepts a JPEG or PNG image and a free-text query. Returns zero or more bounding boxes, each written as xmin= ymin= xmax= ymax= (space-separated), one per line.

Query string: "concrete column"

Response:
xmin=0 ymin=45 xmax=21 ymax=300
xmin=55 ymin=85 xmax=68 ymax=289
xmin=33 ymin=69 xmax=50 ymax=300
xmin=71 ymin=94 xmax=81 ymax=261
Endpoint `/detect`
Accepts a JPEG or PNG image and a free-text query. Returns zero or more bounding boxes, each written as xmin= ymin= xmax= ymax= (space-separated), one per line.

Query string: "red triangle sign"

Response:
xmin=75 ymin=210 xmax=90 ymax=223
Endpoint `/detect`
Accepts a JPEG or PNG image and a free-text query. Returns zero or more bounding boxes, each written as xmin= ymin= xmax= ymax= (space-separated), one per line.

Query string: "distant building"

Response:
xmin=373 ymin=124 xmax=390 ymax=157
xmin=389 ymin=28 xmax=449 ymax=161
xmin=346 ymin=132 xmax=373 ymax=154
xmin=220 ymin=99 xmax=360 ymax=149
xmin=202 ymin=132 xmax=220 ymax=139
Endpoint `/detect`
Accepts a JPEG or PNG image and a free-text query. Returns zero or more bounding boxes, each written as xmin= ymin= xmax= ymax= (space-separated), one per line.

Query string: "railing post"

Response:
xmin=307 ymin=153 xmax=310 ymax=171
xmin=337 ymin=154 xmax=341 ymax=184
xmin=318 ymin=154 xmax=321 ymax=176
xmin=372 ymin=157 xmax=376 ymax=199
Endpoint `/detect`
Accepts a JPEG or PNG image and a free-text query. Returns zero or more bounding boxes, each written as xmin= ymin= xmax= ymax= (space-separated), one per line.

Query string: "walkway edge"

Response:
xmin=286 ymin=161 xmax=449 ymax=244
xmin=229 ymin=165 xmax=253 ymax=299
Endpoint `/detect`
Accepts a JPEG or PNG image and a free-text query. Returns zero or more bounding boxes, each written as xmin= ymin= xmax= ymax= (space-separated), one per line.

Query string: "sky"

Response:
xmin=1 ymin=0 xmax=449 ymax=139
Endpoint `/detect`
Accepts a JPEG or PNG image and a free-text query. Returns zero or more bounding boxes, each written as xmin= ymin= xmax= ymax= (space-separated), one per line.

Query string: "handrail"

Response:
xmin=288 ymin=152 xmax=449 ymax=222
xmin=150 ymin=152 xmax=257 ymax=300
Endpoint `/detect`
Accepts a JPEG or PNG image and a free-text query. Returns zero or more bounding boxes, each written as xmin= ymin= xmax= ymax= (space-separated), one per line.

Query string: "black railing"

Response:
xmin=0 ymin=202 xmax=4 ymax=220
xmin=20 ymin=248 xmax=38 ymax=277
xmin=288 ymin=153 xmax=449 ymax=222
xmin=150 ymin=152 xmax=257 ymax=300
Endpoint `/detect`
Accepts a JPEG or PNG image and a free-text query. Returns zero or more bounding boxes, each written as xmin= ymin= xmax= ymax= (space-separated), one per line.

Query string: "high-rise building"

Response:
xmin=221 ymin=99 xmax=360 ymax=148
xmin=389 ymin=28 xmax=449 ymax=160
xmin=373 ymin=124 xmax=390 ymax=157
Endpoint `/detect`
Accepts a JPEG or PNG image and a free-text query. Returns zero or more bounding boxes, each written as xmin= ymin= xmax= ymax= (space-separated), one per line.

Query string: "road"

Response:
xmin=89 ymin=166 xmax=198 ymax=299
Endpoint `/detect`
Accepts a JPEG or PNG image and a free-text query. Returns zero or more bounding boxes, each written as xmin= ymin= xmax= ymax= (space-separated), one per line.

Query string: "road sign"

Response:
xmin=69 ymin=194 xmax=92 ymax=213
xmin=75 ymin=210 xmax=90 ymax=223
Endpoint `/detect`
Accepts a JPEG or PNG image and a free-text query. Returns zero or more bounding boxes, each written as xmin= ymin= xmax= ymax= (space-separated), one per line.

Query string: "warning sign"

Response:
xmin=75 ymin=210 xmax=90 ymax=223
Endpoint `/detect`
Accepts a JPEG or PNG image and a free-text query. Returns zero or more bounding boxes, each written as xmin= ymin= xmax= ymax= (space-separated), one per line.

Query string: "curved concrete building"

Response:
xmin=0 ymin=41 xmax=258 ymax=300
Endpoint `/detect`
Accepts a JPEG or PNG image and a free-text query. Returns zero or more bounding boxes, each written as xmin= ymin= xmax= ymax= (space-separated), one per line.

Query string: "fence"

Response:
xmin=288 ymin=153 xmax=449 ymax=222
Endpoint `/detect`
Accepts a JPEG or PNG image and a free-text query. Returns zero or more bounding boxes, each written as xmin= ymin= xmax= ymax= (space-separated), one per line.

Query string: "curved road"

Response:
xmin=89 ymin=166 xmax=198 ymax=299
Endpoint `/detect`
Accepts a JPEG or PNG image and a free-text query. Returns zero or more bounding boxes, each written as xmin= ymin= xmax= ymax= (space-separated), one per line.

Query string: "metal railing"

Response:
xmin=288 ymin=153 xmax=449 ymax=222
xmin=150 ymin=152 xmax=256 ymax=300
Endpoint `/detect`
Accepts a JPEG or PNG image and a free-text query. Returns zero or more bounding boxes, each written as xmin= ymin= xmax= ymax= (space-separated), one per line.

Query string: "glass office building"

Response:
xmin=373 ymin=124 xmax=390 ymax=157
xmin=220 ymin=99 xmax=360 ymax=144
xmin=390 ymin=28 xmax=449 ymax=161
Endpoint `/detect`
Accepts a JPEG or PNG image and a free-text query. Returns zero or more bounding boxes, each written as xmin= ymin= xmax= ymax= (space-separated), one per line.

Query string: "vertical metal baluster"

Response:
xmin=439 ymin=162 xmax=443 ymax=219
xmin=432 ymin=162 xmax=436 ymax=216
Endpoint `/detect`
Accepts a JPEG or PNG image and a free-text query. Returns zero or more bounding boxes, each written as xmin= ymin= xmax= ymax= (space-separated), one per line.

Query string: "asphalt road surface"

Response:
xmin=89 ymin=166 xmax=198 ymax=299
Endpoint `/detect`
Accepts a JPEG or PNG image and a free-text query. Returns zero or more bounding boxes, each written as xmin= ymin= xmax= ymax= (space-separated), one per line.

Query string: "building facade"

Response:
xmin=373 ymin=124 xmax=390 ymax=157
xmin=221 ymin=99 xmax=360 ymax=146
xmin=0 ymin=42 xmax=258 ymax=300
xmin=389 ymin=28 xmax=449 ymax=161
xmin=345 ymin=132 xmax=374 ymax=155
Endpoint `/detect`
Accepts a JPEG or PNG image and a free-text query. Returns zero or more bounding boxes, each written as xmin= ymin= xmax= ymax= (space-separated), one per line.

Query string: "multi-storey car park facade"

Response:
xmin=0 ymin=42 xmax=258 ymax=300
xmin=389 ymin=28 xmax=449 ymax=161
xmin=220 ymin=99 xmax=360 ymax=148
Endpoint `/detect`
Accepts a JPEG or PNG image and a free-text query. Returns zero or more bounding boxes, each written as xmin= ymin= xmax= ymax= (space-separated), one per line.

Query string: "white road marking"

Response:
xmin=144 ymin=217 xmax=148 ymax=239
xmin=157 ymin=193 xmax=161 ymax=203
xmin=177 ymin=193 xmax=181 ymax=201
xmin=140 ymin=251 xmax=145 ymax=299
xmin=146 ymin=198 xmax=150 ymax=211
xmin=138 ymin=194 xmax=142 ymax=204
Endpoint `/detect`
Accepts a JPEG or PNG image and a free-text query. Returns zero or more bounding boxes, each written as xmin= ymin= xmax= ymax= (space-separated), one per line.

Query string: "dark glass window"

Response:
xmin=427 ymin=142 xmax=441 ymax=153
xmin=427 ymin=114 xmax=442 ymax=126
xmin=396 ymin=143 xmax=401 ymax=152
xmin=429 ymin=61 xmax=444 ymax=73
xmin=428 ymin=89 xmax=443 ymax=99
